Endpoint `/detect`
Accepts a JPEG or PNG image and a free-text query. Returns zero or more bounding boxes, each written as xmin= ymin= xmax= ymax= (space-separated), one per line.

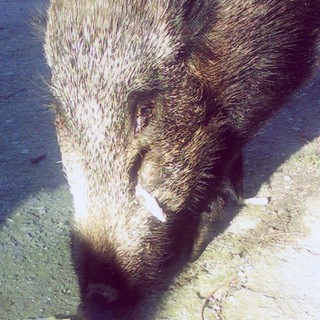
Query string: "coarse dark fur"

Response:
xmin=44 ymin=0 xmax=320 ymax=318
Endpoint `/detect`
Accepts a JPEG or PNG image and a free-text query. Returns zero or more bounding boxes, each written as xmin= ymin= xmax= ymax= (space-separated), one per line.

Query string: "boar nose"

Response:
xmin=78 ymin=302 xmax=115 ymax=320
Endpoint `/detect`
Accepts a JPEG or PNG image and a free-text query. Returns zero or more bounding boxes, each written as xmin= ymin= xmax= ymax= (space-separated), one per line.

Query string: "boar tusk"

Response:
xmin=238 ymin=197 xmax=271 ymax=206
xmin=135 ymin=183 xmax=166 ymax=222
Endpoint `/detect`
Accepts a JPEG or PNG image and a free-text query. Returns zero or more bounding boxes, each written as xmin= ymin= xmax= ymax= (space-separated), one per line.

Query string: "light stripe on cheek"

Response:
xmin=65 ymin=158 xmax=89 ymax=225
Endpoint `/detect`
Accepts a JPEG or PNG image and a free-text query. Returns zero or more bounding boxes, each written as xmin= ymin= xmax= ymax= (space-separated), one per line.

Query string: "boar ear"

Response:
xmin=179 ymin=0 xmax=217 ymax=44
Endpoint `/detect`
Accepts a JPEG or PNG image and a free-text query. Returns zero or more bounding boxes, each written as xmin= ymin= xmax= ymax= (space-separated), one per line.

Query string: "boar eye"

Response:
xmin=129 ymin=89 xmax=159 ymax=136
xmin=134 ymin=104 xmax=153 ymax=136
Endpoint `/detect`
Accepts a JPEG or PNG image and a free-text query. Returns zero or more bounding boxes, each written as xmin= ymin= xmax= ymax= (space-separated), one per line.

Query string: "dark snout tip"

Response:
xmin=77 ymin=303 xmax=115 ymax=320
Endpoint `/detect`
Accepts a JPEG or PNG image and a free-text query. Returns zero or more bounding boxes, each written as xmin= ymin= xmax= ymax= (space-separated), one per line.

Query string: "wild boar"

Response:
xmin=44 ymin=0 xmax=320 ymax=318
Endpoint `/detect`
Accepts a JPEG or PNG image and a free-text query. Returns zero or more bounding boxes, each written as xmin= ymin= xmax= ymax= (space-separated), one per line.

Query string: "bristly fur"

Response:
xmin=30 ymin=4 xmax=48 ymax=41
xmin=44 ymin=0 xmax=320 ymax=318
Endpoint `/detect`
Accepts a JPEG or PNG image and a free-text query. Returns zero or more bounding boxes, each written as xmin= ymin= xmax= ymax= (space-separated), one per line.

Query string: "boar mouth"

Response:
xmin=130 ymin=150 xmax=166 ymax=222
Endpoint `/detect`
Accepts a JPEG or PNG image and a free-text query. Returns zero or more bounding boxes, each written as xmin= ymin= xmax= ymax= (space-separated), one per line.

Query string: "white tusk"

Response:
xmin=135 ymin=183 xmax=166 ymax=222
xmin=238 ymin=197 xmax=271 ymax=206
